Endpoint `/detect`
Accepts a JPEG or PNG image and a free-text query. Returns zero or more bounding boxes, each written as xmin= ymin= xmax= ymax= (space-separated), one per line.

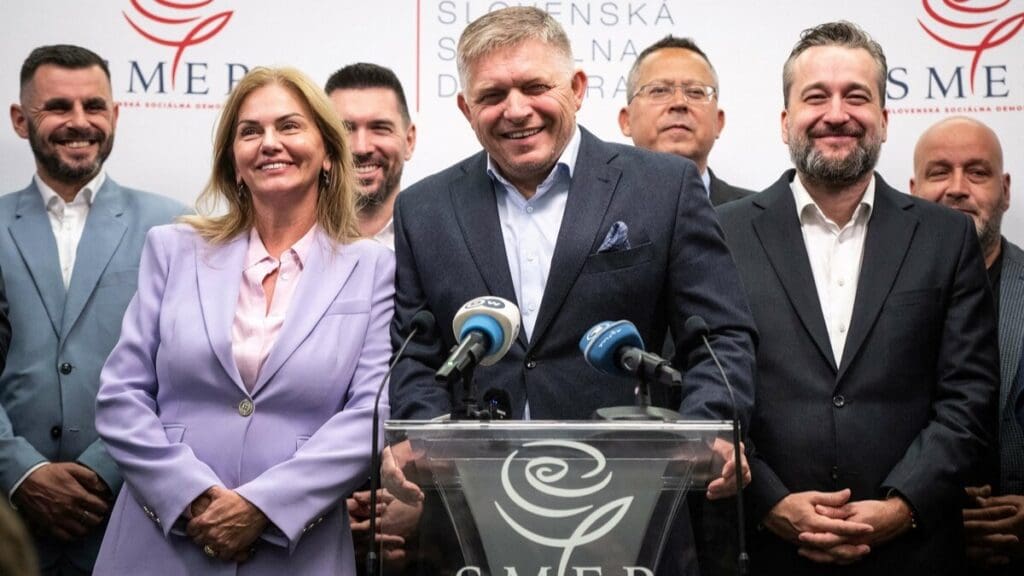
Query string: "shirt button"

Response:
xmin=838 ymin=323 xmax=847 ymax=333
xmin=837 ymin=278 xmax=845 ymax=287
xmin=526 ymin=254 xmax=536 ymax=262
xmin=525 ymin=206 xmax=534 ymax=214
xmin=281 ymin=272 xmax=290 ymax=281
xmin=832 ymin=395 xmax=846 ymax=408
xmin=238 ymin=399 xmax=254 ymax=417
xmin=831 ymin=466 xmax=839 ymax=481
xmin=51 ymin=426 xmax=62 ymax=439
xmin=59 ymin=362 xmax=73 ymax=375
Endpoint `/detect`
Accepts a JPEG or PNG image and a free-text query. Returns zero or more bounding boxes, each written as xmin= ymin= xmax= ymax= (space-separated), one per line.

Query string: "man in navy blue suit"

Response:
xmin=389 ymin=3 xmax=754 ymax=459
xmin=384 ymin=8 xmax=757 ymax=574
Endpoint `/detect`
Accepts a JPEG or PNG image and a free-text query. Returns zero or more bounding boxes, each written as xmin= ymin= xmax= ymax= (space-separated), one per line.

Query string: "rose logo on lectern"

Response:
xmin=918 ymin=0 xmax=1024 ymax=93
xmin=123 ymin=0 xmax=234 ymax=90
xmin=495 ymin=440 xmax=633 ymax=576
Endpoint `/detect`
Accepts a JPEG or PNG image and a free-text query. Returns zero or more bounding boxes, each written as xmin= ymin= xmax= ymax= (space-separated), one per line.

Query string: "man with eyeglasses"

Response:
xmin=619 ymin=36 xmax=751 ymax=206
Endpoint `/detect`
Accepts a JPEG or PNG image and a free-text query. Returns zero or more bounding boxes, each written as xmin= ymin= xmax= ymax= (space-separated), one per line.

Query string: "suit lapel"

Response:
xmin=8 ymin=186 xmax=65 ymax=337
xmin=838 ymin=178 xmax=917 ymax=381
xmin=197 ymin=233 xmax=247 ymax=393
xmin=253 ymin=234 xmax=357 ymax=394
xmin=752 ymin=172 xmax=837 ymax=372
xmin=530 ymin=130 xmax=620 ymax=348
xmin=999 ymin=245 xmax=1024 ymax=412
xmin=61 ymin=180 xmax=128 ymax=339
xmin=708 ymin=169 xmax=726 ymax=206
xmin=450 ymin=154 xmax=523 ymax=343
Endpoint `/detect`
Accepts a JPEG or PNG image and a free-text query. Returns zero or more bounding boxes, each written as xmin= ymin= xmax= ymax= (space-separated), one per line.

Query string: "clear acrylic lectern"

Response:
xmin=380 ymin=420 xmax=732 ymax=576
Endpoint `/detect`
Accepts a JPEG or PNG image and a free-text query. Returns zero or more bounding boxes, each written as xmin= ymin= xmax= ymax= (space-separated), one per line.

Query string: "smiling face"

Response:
xmin=11 ymin=64 xmax=118 ymax=196
xmin=232 ymin=83 xmax=330 ymax=212
xmin=329 ymin=87 xmax=416 ymax=208
xmin=457 ymin=38 xmax=586 ymax=194
xmin=782 ymin=45 xmax=887 ymax=188
xmin=619 ymin=48 xmax=723 ymax=173
xmin=911 ymin=117 xmax=1010 ymax=254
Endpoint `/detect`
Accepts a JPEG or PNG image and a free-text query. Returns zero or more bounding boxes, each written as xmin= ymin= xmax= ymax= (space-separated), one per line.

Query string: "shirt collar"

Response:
xmin=36 ymin=170 xmax=106 ymax=210
xmin=486 ymin=125 xmax=581 ymax=197
xmin=245 ymin=224 xmax=318 ymax=270
xmin=792 ymin=173 xmax=875 ymax=226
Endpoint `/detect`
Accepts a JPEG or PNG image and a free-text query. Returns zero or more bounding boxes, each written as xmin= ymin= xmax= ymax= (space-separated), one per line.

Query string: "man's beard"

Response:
xmin=789 ymin=126 xmax=880 ymax=187
xmin=355 ymin=164 xmax=402 ymax=211
xmin=976 ymin=210 xmax=1003 ymax=255
xmin=28 ymin=120 xmax=113 ymax=185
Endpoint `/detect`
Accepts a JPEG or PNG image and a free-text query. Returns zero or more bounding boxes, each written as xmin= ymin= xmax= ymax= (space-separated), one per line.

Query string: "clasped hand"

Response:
xmin=186 ymin=486 xmax=268 ymax=563
xmin=964 ymin=484 xmax=1024 ymax=568
xmin=764 ymin=489 xmax=912 ymax=565
xmin=13 ymin=462 xmax=112 ymax=541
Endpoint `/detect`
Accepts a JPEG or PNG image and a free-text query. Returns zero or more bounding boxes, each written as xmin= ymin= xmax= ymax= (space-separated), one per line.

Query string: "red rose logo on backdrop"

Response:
xmin=123 ymin=0 xmax=233 ymax=90
xmin=918 ymin=0 xmax=1024 ymax=94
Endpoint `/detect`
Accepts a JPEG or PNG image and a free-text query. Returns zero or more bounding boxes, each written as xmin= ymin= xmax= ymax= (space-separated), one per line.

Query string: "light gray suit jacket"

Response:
xmin=0 ymin=177 xmax=184 ymax=572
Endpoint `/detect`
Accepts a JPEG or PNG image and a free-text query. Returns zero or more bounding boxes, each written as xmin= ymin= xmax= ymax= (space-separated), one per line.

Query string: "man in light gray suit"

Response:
xmin=0 ymin=44 xmax=183 ymax=574
xmin=911 ymin=116 xmax=1024 ymax=574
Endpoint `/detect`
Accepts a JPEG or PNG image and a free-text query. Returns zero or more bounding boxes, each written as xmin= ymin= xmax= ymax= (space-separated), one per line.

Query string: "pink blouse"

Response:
xmin=231 ymin=225 xmax=316 ymax=392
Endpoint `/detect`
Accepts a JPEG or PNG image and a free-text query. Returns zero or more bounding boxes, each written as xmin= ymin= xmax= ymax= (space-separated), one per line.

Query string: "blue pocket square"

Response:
xmin=598 ymin=221 xmax=631 ymax=253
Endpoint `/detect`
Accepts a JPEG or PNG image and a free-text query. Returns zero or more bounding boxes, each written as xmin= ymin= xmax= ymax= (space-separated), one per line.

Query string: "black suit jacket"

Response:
xmin=389 ymin=127 xmax=757 ymax=424
xmin=707 ymin=168 xmax=753 ymax=206
xmin=718 ymin=170 xmax=999 ymax=576
xmin=0 ymin=264 xmax=8 ymax=375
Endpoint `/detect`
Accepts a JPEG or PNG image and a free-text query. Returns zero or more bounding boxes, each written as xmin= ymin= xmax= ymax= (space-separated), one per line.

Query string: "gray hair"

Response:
xmin=626 ymin=36 xmax=717 ymax=101
xmin=783 ymin=21 xmax=887 ymax=107
xmin=457 ymin=7 xmax=574 ymax=88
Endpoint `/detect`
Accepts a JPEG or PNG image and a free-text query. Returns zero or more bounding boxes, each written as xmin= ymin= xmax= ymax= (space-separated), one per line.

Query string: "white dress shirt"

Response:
xmin=792 ymin=175 xmax=875 ymax=365
xmin=489 ymin=127 xmax=581 ymax=342
xmin=37 ymin=171 xmax=106 ymax=288
xmin=373 ymin=218 xmax=395 ymax=251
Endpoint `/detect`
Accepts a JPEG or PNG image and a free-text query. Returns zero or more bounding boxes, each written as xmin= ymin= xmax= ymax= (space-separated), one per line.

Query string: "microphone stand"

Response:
xmin=699 ymin=331 xmax=749 ymax=576
xmin=367 ymin=323 xmax=423 ymax=576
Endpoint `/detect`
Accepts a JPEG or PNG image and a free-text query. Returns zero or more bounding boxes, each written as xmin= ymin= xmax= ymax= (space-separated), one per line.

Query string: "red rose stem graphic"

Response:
xmin=124 ymin=0 xmax=234 ymax=90
xmin=918 ymin=0 xmax=1024 ymax=93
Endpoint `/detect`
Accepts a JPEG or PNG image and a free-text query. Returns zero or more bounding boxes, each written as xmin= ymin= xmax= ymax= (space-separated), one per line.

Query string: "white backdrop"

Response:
xmin=2 ymin=0 xmax=1022 ymax=243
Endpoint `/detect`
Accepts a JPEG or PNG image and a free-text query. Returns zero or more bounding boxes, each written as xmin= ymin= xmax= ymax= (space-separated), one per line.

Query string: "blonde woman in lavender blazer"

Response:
xmin=93 ymin=67 xmax=394 ymax=575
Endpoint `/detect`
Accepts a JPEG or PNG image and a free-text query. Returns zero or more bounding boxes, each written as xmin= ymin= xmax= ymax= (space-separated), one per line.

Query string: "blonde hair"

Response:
xmin=182 ymin=66 xmax=359 ymax=244
xmin=457 ymin=6 xmax=574 ymax=88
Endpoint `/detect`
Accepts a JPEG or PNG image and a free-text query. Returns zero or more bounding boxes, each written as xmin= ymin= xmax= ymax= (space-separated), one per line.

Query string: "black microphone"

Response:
xmin=685 ymin=315 xmax=749 ymax=576
xmin=367 ymin=309 xmax=435 ymax=576
xmin=479 ymin=387 xmax=512 ymax=420
xmin=580 ymin=320 xmax=682 ymax=421
xmin=435 ymin=296 xmax=521 ymax=384
xmin=580 ymin=320 xmax=682 ymax=389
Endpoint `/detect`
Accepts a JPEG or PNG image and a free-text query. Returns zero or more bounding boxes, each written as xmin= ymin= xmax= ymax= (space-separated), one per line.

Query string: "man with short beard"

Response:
xmin=0 ymin=44 xmax=184 ymax=574
xmin=718 ymin=22 xmax=999 ymax=576
xmin=911 ymin=116 xmax=1024 ymax=574
xmin=326 ymin=63 xmax=416 ymax=250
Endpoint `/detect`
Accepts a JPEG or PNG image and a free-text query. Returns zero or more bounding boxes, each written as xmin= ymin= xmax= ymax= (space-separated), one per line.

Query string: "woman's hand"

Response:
xmin=187 ymin=486 xmax=268 ymax=562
